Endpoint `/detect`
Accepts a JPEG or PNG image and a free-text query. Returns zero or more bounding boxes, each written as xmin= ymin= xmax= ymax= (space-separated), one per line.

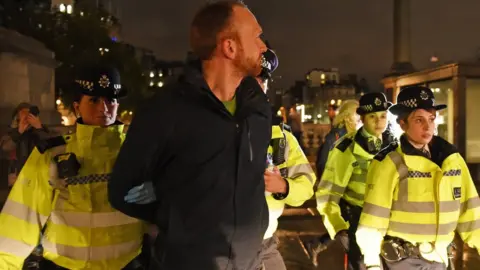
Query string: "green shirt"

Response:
xmin=222 ymin=96 xmax=236 ymax=115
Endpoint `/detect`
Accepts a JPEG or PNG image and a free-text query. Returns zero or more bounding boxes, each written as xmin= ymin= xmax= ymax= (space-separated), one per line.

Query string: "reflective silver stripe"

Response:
xmin=42 ymin=238 xmax=142 ymax=261
xmin=1 ymin=199 xmax=49 ymax=226
xmin=50 ymin=211 xmax=139 ymax=228
xmin=288 ymin=163 xmax=315 ymax=184
xmin=392 ymin=200 xmax=460 ymax=213
xmin=363 ymin=202 xmax=391 ymax=218
xmin=350 ymin=173 xmax=366 ymax=184
xmin=0 ymin=236 xmax=36 ymax=257
xmin=357 ymin=224 xmax=387 ymax=234
xmin=457 ymin=219 xmax=480 ymax=232
xmin=317 ymin=181 xmax=345 ymax=194
xmin=317 ymin=194 xmax=342 ymax=204
xmin=345 ymin=189 xmax=364 ymax=201
xmin=389 ymin=221 xmax=457 ymax=235
xmin=461 ymin=197 xmax=480 ymax=213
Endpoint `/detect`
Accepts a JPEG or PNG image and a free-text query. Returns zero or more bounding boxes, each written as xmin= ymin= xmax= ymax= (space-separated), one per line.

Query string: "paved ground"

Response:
xmin=1 ymin=189 xmax=479 ymax=269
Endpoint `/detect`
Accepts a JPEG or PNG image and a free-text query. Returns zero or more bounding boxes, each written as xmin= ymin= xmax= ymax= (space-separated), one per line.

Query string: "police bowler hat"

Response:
xmin=389 ymin=86 xmax=446 ymax=116
xmin=356 ymin=92 xmax=392 ymax=115
xmin=73 ymin=66 xmax=127 ymax=99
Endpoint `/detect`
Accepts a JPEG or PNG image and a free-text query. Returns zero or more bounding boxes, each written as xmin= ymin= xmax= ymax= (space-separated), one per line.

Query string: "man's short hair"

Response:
xmin=190 ymin=1 xmax=246 ymax=60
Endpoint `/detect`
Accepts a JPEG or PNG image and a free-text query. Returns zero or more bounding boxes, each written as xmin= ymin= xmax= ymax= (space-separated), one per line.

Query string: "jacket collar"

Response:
xmin=181 ymin=62 xmax=270 ymax=120
xmin=75 ymin=119 xmax=124 ymax=148
xmin=354 ymin=127 xmax=394 ymax=155
xmin=400 ymin=135 xmax=457 ymax=167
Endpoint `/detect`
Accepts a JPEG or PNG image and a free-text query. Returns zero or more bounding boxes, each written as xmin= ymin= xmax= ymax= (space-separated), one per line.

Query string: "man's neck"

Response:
xmin=202 ymin=60 xmax=242 ymax=102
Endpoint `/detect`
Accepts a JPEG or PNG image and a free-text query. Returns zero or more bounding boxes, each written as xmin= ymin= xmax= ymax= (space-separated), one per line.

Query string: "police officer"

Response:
xmin=356 ymin=86 xmax=480 ymax=270
xmin=253 ymin=48 xmax=316 ymax=269
xmin=316 ymin=92 xmax=396 ymax=270
xmin=0 ymin=66 xmax=145 ymax=269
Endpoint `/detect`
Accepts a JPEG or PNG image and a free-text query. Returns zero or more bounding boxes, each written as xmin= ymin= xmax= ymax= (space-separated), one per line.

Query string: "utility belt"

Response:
xmin=381 ymin=236 xmax=456 ymax=263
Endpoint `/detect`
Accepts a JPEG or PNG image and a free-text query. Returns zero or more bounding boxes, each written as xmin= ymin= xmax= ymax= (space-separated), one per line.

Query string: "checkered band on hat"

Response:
xmin=361 ymin=105 xmax=373 ymax=112
xmin=399 ymin=99 xmax=417 ymax=108
xmin=443 ymin=169 xmax=461 ymax=176
xmin=408 ymin=170 xmax=432 ymax=178
xmin=66 ymin=174 xmax=110 ymax=186
xmin=75 ymin=80 xmax=94 ymax=91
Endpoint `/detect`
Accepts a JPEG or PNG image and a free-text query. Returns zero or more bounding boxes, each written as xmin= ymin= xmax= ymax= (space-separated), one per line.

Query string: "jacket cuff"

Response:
xmin=363 ymin=253 xmax=381 ymax=267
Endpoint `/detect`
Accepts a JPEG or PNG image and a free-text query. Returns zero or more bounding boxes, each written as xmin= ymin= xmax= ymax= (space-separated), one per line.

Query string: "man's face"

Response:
xmin=229 ymin=6 xmax=267 ymax=77
xmin=328 ymin=107 xmax=336 ymax=119
xmin=401 ymin=109 xmax=436 ymax=145
xmin=362 ymin=111 xmax=388 ymax=137
xmin=74 ymin=95 xmax=119 ymax=127
xmin=18 ymin=108 xmax=30 ymax=123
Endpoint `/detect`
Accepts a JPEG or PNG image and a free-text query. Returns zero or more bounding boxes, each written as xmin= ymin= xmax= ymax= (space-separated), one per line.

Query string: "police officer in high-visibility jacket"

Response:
xmin=0 ymin=67 xmax=144 ymax=269
xmin=356 ymin=86 xmax=480 ymax=270
xmin=316 ymin=92 xmax=396 ymax=270
xmin=256 ymin=48 xmax=315 ymax=269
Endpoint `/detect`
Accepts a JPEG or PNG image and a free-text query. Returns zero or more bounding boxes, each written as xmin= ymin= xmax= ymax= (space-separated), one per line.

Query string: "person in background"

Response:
xmin=328 ymin=104 xmax=339 ymax=127
xmin=2 ymin=103 xmax=49 ymax=187
xmin=108 ymin=2 xmax=271 ymax=269
xmin=288 ymin=107 xmax=304 ymax=150
xmin=0 ymin=66 xmax=145 ymax=269
xmin=357 ymin=86 xmax=480 ymax=270
xmin=315 ymin=93 xmax=395 ymax=270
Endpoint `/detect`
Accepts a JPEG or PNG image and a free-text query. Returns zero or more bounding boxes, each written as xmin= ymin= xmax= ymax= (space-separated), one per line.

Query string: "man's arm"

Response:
xmin=281 ymin=131 xmax=315 ymax=206
xmin=109 ymin=90 xmax=176 ymax=223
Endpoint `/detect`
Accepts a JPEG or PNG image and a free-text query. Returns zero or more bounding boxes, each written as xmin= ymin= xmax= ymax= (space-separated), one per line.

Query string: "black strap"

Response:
xmin=270 ymin=132 xmax=288 ymax=178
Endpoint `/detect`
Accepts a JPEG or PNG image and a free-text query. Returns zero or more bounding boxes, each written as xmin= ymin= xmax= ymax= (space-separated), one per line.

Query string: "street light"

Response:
xmin=66 ymin=4 xmax=73 ymax=14
xmin=59 ymin=4 xmax=66 ymax=13
xmin=158 ymin=81 xmax=164 ymax=87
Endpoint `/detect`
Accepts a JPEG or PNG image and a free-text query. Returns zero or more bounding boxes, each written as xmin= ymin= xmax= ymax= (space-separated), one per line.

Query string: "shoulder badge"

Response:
xmin=36 ymin=136 xmax=67 ymax=154
xmin=335 ymin=137 xmax=354 ymax=152
xmin=374 ymin=142 xmax=398 ymax=161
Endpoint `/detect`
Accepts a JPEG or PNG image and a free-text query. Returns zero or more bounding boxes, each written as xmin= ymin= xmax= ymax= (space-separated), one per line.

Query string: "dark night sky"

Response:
xmin=119 ymin=0 xmax=480 ymax=90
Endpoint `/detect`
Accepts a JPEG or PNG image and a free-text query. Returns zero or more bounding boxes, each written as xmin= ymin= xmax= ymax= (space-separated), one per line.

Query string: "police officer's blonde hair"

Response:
xmin=333 ymin=100 xmax=359 ymax=129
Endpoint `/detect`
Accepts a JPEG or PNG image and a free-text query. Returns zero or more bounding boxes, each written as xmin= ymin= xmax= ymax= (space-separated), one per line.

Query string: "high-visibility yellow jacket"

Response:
xmin=356 ymin=135 xmax=480 ymax=267
xmin=264 ymin=125 xmax=315 ymax=239
xmin=0 ymin=122 xmax=144 ymax=270
xmin=316 ymin=129 xmax=393 ymax=239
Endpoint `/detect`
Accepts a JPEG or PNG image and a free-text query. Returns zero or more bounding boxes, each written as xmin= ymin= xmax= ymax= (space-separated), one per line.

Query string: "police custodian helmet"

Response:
xmin=73 ymin=66 xmax=128 ymax=99
xmin=259 ymin=48 xmax=279 ymax=81
xmin=389 ymin=86 xmax=446 ymax=116
xmin=356 ymin=92 xmax=392 ymax=115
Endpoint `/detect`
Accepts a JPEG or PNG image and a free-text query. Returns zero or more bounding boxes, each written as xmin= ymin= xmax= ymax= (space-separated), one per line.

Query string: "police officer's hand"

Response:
xmin=264 ymin=167 xmax=287 ymax=193
xmin=124 ymin=182 xmax=156 ymax=204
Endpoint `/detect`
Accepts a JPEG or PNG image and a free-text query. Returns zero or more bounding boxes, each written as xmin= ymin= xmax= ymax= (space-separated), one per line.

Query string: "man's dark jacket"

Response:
xmin=108 ymin=64 xmax=272 ymax=270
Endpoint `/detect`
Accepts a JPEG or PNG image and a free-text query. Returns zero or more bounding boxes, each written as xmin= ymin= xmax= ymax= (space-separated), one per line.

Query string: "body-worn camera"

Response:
xmin=53 ymin=153 xmax=80 ymax=178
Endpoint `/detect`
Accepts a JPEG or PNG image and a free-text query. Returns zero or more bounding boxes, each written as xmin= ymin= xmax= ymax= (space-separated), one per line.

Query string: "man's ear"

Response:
xmin=221 ymin=38 xmax=237 ymax=60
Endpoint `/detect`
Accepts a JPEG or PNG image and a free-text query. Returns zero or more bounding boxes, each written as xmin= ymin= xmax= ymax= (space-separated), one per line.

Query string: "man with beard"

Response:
xmin=108 ymin=1 xmax=271 ymax=269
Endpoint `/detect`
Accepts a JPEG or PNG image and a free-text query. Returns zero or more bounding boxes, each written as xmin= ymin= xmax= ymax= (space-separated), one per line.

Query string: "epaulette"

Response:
xmin=335 ymin=137 xmax=353 ymax=152
xmin=374 ymin=142 xmax=399 ymax=161
xmin=36 ymin=135 xmax=68 ymax=154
